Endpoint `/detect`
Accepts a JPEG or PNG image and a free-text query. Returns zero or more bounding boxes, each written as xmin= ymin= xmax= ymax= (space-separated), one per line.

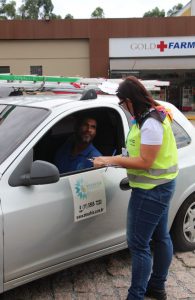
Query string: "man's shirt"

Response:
xmin=54 ymin=139 xmax=101 ymax=173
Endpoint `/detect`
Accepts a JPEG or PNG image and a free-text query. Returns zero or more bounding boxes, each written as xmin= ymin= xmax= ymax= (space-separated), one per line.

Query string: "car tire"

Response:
xmin=171 ymin=194 xmax=195 ymax=252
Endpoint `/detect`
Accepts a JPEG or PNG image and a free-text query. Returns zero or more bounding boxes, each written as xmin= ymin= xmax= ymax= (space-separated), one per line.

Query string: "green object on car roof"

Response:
xmin=0 ymin=74 xmax=79 ymax=83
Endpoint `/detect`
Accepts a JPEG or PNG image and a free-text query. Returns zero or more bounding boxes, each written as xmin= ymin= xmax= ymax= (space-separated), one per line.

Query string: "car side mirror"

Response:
xmin=21 ymin=160 xmax=59 ymax=186
xmin=9 ymin=159 xmax=59 ymax=187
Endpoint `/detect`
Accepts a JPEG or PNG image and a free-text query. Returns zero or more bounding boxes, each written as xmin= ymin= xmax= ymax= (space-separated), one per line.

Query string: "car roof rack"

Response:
xmin=0 ymin=74 xmax=101 ymax=97
xmin=0 ymin=74 xmax=170 ymax=98
xmin=80 ymin=89 xmax=97 ymax=100
xmin=0 ymin=74 xmax=82 ymax=96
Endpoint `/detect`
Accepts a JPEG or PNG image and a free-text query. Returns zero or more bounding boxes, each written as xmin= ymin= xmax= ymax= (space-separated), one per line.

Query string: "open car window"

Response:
xmin=34 ymin=107 xmax=125 ymax=175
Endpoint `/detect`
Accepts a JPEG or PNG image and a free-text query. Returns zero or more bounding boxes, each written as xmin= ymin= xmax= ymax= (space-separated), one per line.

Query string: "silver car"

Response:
xmin=0 ymin=91 xmax=194 ymax=293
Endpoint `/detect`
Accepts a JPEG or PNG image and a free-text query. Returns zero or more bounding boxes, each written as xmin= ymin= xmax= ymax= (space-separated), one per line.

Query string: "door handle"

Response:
xmin=120 ymin=177 xmax=132 ymax=190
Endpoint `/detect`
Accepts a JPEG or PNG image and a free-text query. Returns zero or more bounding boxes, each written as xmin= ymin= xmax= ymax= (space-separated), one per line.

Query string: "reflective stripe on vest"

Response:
xmin=147 ymin=164 xmax=178 ymax=176
xmin=127 ymin=174 xmax=173 ymax=185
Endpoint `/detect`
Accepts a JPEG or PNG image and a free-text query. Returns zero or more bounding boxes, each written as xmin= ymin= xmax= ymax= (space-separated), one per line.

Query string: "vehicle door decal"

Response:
xmin=69 ymin=172 xmax=106 ymax=222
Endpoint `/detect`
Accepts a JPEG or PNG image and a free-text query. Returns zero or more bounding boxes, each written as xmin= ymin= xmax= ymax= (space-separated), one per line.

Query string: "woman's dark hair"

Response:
xmin=116 ymin=76 xmax=161 ymax=125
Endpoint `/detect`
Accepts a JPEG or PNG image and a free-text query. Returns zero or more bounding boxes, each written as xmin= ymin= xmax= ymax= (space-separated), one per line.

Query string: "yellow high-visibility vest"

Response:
xmin=126 ymin=116 xmax=178 ymax=190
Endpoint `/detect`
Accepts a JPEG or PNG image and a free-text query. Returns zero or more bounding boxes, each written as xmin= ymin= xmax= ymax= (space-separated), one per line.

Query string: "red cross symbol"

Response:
xmin=157 ymin=41 xmax=168 ymax=52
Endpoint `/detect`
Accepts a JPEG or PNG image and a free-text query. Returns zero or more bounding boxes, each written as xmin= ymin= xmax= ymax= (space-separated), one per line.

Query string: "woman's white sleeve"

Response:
xmin=141 ymin=118 xmax=163 ymax=145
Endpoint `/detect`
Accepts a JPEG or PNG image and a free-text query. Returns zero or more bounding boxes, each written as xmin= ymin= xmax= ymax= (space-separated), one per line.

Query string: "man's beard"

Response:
xmin=81 ymin=135 xmax=91 ymax=143
xmin=77 ymin=133 xmax=92 ymax=144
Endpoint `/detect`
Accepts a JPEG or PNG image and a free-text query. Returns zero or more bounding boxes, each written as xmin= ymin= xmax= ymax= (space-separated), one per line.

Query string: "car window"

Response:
xmin=171 ymin=120 xmax=191 ymax=149
xmin=34 ymin=107 xmax=125 ymax=175
xmin=0 ymin=104 xmax=50 ymax=164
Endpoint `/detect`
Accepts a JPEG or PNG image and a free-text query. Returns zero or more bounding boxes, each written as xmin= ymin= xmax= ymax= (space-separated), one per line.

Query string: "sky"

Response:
xmin=15 ymin=0 xmax=189 ymax=19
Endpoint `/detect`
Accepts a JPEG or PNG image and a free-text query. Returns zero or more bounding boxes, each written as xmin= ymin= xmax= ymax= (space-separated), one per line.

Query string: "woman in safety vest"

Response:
xmin=93 ymin=76 xmax=178 ymax=300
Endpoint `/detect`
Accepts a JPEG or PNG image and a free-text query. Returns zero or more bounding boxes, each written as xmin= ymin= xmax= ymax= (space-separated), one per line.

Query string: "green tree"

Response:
xmin=19 ymin=0 xmax=39 ymax=19
xmin=0 ymin=0 xmax=17 ymax=19
xmin=143 ymin=7 xmax=165 ymax=17
xmin=167 ymin=3 xmax=183 ymax=16
xmin=64 ymin=13 xmax=73 ymax=19
xmin=19 ymin=0 xmax=54 ymax=19
xmin=91 ymin=7 xmax=105 ymax=18
xmin=4 ymin=0 xmax=16 ymax=18
xmin=50 ymin=13 xmax=61 ymax=19
xmin=0 ymin=0 xmax=6 ymax=15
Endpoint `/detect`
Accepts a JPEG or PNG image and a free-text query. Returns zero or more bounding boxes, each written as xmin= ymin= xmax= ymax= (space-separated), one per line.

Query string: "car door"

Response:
xmin=1 ymin=105 xmax=131 ymax=285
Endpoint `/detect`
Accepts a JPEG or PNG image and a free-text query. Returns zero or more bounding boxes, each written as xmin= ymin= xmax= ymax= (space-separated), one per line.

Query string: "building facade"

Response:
xmin=0 ymin=17 xmax=195 ymax=109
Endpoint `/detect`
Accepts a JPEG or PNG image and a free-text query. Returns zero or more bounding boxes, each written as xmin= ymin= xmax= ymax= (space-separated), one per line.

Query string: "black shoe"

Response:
xmin=145 ymin=287 xmax=167 ymax=300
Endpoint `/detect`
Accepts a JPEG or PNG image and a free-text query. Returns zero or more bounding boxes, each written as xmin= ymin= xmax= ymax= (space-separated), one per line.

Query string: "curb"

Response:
xmin=185 ymin=115 xmax=195 ymax=120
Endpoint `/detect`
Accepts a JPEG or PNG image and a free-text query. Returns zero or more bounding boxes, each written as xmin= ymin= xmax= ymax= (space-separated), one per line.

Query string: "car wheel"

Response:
xmin=171 ymin=194 xmax=195 ymax=251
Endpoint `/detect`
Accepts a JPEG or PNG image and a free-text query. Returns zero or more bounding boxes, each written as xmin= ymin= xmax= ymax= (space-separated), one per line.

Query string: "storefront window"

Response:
xmin=110 ymin=69 xmax=195 ymax=111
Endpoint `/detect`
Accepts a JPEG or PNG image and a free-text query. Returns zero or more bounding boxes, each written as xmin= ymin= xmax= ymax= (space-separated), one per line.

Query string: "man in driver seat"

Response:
xmin=54 ymin=115 xmax=101 ymax=173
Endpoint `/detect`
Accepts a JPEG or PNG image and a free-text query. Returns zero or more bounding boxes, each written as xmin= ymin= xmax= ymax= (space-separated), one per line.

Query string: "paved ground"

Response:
xmin=183 ymin=111 xmax=195 ymax=121
xmin=0 ymin=249 xmax=194 ymax=300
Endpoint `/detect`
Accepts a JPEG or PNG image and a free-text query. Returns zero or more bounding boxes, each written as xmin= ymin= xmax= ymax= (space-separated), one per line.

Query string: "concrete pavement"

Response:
xmin=0 ymin=249 xmax=194 ymax=300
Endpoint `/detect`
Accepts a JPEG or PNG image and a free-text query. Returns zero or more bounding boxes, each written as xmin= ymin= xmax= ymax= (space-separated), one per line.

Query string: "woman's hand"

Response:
xmin=92 ymin=144 xmax=161 ymax=170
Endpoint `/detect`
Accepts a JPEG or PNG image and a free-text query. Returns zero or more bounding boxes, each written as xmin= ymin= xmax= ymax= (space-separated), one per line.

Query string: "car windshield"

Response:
xmin=0 ymin=104 xmax=50 ymax=164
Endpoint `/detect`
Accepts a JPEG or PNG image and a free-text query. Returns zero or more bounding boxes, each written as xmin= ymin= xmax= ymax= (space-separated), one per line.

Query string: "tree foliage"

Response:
xmin=19 ymin=0 xmax=55 ymax=19
xmin=167 ymin=3 xmax=183 ymax=16
xmin=0 ymin=0 xmax=16 ymax=19
xmin=0 ymin=1 xmax=184 ymax=20
xmin=49 ymin=13 xmax=61 ymax=19
xmin=143 ymin=7 xmax=165 ymax=17
xmin=91 ymin=7 xmax=105 ymax=18
xmin=0 ymin=0 xmax=62 ymax=19
xmin=4 ymin=1 xmax=16 ymax=18
xmin=143 ymin=3 xmax=183 ymax=18
xmin=64 ymin=13 xmax=73 ymax=19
